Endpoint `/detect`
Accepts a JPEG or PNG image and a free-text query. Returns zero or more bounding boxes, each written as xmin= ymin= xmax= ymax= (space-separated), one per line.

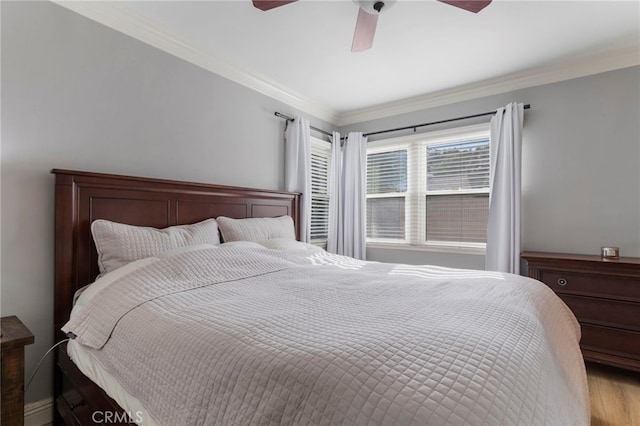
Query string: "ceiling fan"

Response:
xmin=252 ymin=0 xmax=492 ymax=52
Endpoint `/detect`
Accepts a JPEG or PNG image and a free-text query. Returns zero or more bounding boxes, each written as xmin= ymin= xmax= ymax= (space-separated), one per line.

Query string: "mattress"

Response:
xmin=64 ymin=243 xmax=589 ymax=425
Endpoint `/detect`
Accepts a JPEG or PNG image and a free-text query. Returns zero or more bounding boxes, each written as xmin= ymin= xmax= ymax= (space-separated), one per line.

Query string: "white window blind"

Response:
xmin=366 ymin=148 xmax=407 ymax=240
xmin=310 ymin=137 xmax=332 ymax=245
xmin=425 ymin=138 xmax=490 ymax=244
xmin=366 ymin=124 xmax=490 ymax=251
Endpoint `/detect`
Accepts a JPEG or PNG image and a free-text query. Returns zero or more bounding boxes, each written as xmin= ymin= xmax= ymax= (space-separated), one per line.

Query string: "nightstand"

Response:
xmin=1 ymin=316 xmax=35 ymax=426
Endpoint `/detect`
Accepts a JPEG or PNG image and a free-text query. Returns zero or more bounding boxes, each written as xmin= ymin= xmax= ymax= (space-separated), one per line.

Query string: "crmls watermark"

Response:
xmin=92 ymin=410 xmax=144 ymax=424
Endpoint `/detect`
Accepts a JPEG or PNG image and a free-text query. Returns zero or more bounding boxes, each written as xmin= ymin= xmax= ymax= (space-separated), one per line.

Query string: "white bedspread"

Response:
xmin=63 ymin=245 xmax=589 ymax=425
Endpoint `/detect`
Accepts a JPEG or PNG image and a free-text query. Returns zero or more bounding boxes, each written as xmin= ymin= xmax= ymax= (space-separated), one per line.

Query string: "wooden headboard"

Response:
xmin=52 ymin=169 xmax=300 ymax=341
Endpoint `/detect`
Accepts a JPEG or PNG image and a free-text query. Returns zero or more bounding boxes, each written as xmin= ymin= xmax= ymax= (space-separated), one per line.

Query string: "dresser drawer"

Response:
xmin=581 ymin=323 xmax=640 ymax=360
xmin=538 ymin=270 xmax=640 ymax=301
xmin=560 ymin=294 xmax=640 ymax=330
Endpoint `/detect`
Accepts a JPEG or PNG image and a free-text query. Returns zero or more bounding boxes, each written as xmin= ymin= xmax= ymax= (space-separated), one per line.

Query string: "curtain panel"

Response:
xmin=485 ymin=102 xmax=524 ymax=274
xmin=327 ymin=131 xmax=343 ymax=254
xmin=285 ymin=116 xmax=312 ymax=243
xmin=328 ymin=132 xmax=367 ymax=260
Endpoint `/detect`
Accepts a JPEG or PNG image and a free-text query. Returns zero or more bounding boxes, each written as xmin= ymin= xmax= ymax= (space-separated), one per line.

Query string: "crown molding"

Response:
xmin=51 ymin=1 xmax=341 ymax=125
xmin=337 ymin=43 xmax=640 ymax=126
xmin=52 ymin=1 xmax=638 ymax=129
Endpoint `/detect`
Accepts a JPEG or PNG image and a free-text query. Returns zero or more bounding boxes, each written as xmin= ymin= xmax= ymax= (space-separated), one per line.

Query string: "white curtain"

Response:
xmin=328 ymin=132 xmax=367 ymax=259
xmin=285 ymin=116 xmax=311 ymax=243
xmin=327 ymin=131 xmax=343 ymax=254
xmin=485 ymin=102 xmax=524 ymax=274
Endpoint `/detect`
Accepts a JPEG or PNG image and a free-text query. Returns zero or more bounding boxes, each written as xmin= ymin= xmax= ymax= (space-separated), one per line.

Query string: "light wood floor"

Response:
xmin=587 ymin=362 xmax=640 ymax=426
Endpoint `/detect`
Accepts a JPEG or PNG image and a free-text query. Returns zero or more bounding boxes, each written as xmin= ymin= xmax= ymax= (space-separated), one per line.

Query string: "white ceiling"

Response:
xmin=59 ymin=1 xmax=640 ymax=124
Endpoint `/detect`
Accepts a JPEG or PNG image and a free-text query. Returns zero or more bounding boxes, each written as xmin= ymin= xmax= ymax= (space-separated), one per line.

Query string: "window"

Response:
xmin=310 ymin=137 xmax=332 ymax=245
xmin=366 ymin=124 xmax=490 ymax=252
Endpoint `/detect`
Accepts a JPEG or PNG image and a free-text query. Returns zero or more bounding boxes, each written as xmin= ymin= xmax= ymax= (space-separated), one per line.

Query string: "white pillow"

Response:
xmin=217 ymin=216 xmax=296 ymax=243
xmin=91 ymin=218 xmax=220 ymax=274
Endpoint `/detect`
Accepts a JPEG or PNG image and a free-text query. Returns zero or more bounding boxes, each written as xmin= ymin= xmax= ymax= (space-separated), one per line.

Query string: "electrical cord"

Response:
xmin=25 ymin=338 xmax=70 ymax=391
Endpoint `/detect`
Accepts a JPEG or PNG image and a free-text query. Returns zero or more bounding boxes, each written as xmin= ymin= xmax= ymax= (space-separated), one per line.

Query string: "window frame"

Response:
xmin=366 ymin=123 xmax=490 ymax=255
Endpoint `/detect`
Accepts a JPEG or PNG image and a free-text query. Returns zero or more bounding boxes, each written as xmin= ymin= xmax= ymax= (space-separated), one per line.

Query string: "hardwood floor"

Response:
xmin=587 ymin=362 xmax=640 ymax=426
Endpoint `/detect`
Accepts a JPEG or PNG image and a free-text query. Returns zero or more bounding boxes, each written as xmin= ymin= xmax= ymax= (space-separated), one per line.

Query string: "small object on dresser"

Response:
xmin=1 ymin=315 xmax=35 ymax=426
xmin=601 ymin=246 xmax=620 ymax=259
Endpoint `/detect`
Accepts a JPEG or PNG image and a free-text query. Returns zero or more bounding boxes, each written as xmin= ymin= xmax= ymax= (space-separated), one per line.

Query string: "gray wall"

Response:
xmin=0 ymin=1 xmax=332 ymax=403
xmin=341 ymin=66 xmax=640 ymax=268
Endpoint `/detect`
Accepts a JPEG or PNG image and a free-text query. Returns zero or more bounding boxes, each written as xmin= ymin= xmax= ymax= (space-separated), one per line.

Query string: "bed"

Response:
xmin=52 ymin=169 xmax=590 ymax=425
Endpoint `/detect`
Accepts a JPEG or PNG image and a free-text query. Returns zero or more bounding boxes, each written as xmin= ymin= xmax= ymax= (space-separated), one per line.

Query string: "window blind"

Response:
xmin=366 ymin=148 xmax=407 ymax=240
xmin=425 ymin=194 xmax=489 ymax=243
xmin=366 ymin=150 xmax=408 ymax=193
xmin=310 ymin=138 xmax=332 ymax=244
xmin=426 ymin=138 xmax=490 ymax=191
xmin=424 ymin=138 xmax=490 ymax=244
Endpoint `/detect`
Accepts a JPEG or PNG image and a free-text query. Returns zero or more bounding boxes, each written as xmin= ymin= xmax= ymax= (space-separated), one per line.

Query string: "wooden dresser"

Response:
xmin=521 ymin=252 xmax=640 ymax=371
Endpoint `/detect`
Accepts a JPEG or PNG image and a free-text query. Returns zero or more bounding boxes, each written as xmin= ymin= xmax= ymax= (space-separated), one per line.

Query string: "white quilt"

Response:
xmin=63 ymin=245 xmax=589 ymax=425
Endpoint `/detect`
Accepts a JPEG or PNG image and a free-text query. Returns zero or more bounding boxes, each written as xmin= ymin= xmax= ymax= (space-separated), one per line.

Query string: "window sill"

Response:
xmin=366 ymin=241 xmax=486 ymax=256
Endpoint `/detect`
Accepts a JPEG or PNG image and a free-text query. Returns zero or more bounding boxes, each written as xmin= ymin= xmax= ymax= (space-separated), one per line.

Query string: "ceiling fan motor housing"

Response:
xmin=355 ymin=0 xmax=397 ymax=15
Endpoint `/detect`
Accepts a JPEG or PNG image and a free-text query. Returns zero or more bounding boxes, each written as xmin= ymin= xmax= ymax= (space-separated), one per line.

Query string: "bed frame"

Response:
xmin=52 ymin=169 xmax=300 ymax=425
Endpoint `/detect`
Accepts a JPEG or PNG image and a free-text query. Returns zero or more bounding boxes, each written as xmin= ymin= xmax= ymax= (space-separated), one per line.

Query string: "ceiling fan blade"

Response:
xmin=351 ymin=7 xmax=379 ymax=52
xmin=252 ymin=0 xmax=297 ymax=11
xmin=438 ymin=0 xmax=492 ymax=13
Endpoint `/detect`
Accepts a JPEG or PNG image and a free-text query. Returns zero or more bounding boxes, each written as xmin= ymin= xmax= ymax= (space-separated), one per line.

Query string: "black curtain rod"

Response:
xmin=274 ymin=112 xmax=334 ymax=138
xmin=364 ymin=104 xmax=531 ymax=137
xmin=275 ymin=103 xmax=530 ymax=141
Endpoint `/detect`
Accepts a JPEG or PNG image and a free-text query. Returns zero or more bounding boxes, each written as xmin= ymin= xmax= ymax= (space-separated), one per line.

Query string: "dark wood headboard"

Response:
xmin=52 ymin=169 xmax=300 ymax=341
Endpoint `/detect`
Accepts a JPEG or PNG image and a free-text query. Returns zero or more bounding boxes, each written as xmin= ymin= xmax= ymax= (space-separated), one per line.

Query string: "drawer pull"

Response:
xmin=557 ymin=277 xmax=568 ymax=286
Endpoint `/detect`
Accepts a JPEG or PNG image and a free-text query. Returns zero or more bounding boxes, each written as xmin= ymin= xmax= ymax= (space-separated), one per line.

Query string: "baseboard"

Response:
xmin=25 ymin=397 xmax=54 ymax=426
